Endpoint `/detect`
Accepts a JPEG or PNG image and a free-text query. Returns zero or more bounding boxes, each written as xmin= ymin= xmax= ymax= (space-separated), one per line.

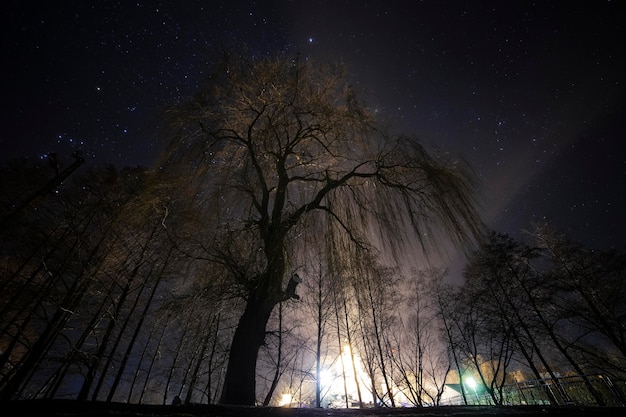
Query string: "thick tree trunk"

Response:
xmin=263 ymin=302 xmax=284 ymax=406
xmin=219 ymin=291 xmax=276 ymax=405
xmin=220 ymin=225 xmax=285 ymax=405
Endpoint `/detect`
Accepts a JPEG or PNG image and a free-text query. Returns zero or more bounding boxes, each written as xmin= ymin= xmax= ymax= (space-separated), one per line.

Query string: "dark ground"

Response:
xmin=2 ymin=400 xmax=624 ymax=417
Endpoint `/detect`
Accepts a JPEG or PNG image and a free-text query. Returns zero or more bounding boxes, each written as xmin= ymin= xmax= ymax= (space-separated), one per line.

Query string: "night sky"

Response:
xmin=3 ymin=1 xmax=625 ymax=257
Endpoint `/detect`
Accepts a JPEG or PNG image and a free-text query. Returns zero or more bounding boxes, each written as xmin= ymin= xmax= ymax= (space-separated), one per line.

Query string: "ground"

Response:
xmin=3 ymin=400 xmax=625 ymax=417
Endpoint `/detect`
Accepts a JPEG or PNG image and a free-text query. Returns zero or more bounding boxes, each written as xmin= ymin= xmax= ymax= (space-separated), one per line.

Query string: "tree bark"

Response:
xmin=263 ymin=302 xmax=284 ymax=406
xmin=219 ymin=289 xmax=276 ymax=405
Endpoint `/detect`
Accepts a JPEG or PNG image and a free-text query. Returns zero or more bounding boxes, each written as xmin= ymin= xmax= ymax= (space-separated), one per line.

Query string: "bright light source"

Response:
xmin=279 ymin=393 xmax=292 ymax=407
xmin=465 ymin=376 xmax=477 ymax=390
xmin=319 ymin=369 xmax=332 ymax=387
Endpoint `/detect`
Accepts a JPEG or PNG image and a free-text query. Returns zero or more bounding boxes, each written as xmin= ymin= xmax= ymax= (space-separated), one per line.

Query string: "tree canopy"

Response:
xmin=158 ymin=53 xmax=485 ymax=405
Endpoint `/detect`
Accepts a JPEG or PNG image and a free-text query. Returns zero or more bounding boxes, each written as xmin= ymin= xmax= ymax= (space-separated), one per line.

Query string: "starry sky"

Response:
xmin=2 ymin=1 xmax=625 ymax=255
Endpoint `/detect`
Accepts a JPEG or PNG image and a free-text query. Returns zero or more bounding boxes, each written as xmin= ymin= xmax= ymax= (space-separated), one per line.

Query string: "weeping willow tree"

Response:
xmin=159 ymin=53 xmax=484 ymax=406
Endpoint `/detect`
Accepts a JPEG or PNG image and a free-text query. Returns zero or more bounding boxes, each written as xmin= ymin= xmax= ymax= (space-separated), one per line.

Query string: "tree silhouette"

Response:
xmin=159 ymin=53 xmax=484 ymax=405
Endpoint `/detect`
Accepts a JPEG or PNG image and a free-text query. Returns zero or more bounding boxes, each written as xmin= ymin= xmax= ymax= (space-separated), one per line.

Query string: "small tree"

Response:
xmin=392 ymin=268 xmax=451 ymax=406
xmin=161 ymin=53 xmax=484 ymax=405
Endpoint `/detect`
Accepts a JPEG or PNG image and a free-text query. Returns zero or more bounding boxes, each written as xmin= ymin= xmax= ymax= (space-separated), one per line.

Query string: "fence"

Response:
xmin=440 ymin=375 xmax=625 ymax=407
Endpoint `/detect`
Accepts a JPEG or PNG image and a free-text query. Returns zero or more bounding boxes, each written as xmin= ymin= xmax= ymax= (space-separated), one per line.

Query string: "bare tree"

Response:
xmin=533 ymin=225 xmax=626 ymax=363
xmin=159 ymin=53 xmax=483 ymax=405
xmin=0 ymin=165 xmax=150 ymax=401
xmin=334 ymin=271 xmax=364 ymax=407
xmin=462 ymin=232 xmax=563 ymax=405
xmin=428 ymin=277 xmax=470 ymax=405
xmin=352 ymin=262 xmax=400 ymax=406
xmin=296 ymin=253 xmax=335 ymax=408
xmin=391 ymin=268 xmax=451 ymax=406
xmin=454 ymin=288 xmax=516 ymax=405
xmin=529 ymin=225 xmax=625 ymax=404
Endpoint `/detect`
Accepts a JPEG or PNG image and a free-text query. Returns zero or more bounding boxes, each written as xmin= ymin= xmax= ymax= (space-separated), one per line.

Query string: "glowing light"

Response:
xmin=279 ymin=392 xmax=292 ymax=407
xmin=464 ymin=376 xmax=477 ymax=390
xmin=316 ymin=344 xmax=371 ymax=406
xmin=319 ymin=369 xmax=332 ymax=388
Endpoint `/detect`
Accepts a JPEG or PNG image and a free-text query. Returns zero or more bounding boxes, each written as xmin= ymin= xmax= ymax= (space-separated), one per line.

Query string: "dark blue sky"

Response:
xmin=2 ymin=1 xmax=625 ymax=256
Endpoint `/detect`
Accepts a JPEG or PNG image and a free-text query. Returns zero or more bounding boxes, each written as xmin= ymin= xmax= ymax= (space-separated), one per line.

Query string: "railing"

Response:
xmin=439 ymin=375 xmax=625 ymax=407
